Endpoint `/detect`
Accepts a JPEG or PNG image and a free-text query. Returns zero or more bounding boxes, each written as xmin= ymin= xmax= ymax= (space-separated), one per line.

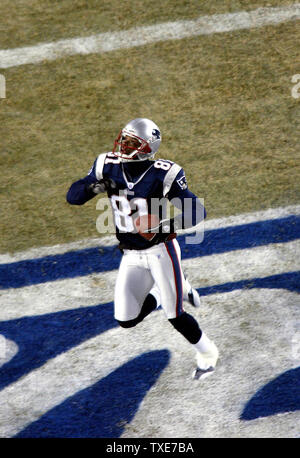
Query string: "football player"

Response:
xmin=66 ymin=118 xmax=218 ymax=379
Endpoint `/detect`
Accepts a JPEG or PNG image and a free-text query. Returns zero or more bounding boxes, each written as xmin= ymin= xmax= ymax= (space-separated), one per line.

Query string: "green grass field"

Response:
xmin=0 ymin=1 xmax=299 ymax=254
xmin=1 ymin=0 xmax=296 ymax=49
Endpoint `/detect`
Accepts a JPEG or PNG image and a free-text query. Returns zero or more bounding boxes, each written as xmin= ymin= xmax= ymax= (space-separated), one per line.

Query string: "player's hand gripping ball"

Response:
xmin=134 ymin=214 xmax=160 ymax=241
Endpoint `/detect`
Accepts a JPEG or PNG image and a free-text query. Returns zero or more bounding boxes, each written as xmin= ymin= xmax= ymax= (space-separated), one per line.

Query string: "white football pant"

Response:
xmin=114 ymin=239 xmax=190 ymax=321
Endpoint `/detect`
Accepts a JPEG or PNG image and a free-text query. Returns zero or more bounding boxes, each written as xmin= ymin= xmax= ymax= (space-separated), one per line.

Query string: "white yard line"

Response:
xmin=0 ymin=4 xmax=300 ymax=69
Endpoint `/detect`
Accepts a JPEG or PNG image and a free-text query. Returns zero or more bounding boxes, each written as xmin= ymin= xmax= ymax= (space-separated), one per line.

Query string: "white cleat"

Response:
xmin=188 ymin=288 xmax=201 ymax=308
xmin=184 ymin=274 xmax=201 ymax=307
xmin=192 ymin=338 xmax=219 ymax=380
xmin=192 ymin=366 xmax=215 ymax=380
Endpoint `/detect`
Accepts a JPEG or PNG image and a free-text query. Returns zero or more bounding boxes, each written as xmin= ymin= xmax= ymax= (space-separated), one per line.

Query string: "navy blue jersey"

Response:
xmin=67 ymin=152 xmax=206 ymax=249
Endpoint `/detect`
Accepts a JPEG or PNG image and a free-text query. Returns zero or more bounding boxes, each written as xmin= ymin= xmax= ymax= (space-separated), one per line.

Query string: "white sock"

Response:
xmin=192 ymin=332 xmax=212 ymax=353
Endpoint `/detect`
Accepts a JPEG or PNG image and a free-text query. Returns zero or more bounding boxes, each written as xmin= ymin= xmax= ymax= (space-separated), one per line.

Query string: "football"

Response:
xmin=134 ymin=214 xmax=160 ymax=240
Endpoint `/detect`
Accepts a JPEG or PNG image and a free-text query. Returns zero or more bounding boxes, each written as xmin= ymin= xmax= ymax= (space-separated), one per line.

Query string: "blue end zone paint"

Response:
xmin=0 ymin=301 xmax=117 ymax=391
xmin=197 ymin=271 xmax=300 ymax=296
xmin=0 ymin=214 xmax=298 ymax=436
xmin=0 ymin=215 xmax=299 ymax=289
xmin=0 ymin=245 xmax=121 ymax=289
xmin=240 ymin=367 xmax=300 ymax=420
xmin=0 ymin=270 xmax=297 ymax=393
xmin=15 ymin=350 xmax=170 ymax=438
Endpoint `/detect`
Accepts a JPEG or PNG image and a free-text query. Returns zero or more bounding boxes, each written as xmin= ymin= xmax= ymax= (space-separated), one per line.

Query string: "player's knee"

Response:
xmin=168 ymin=312 xmax=202 ymax=344
xmin=116 ymin=318 xmax=139 ymax=328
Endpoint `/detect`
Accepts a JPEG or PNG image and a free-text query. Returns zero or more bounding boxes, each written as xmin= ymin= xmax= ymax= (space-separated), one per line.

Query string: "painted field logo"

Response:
xmin=0 ymin=74 xmax=5 ymax=98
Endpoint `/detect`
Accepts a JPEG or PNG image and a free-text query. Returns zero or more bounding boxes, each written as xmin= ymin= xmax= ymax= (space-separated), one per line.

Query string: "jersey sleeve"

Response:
xmin=165 ymin=167 xmax=206 ymax=229
xmin=66 ymin=154 xmax=105 ymax=205
xmin=86 ymin=153 xmax=107 ymax=180
xmin=165 ymin=167 xmax=189 ymax=199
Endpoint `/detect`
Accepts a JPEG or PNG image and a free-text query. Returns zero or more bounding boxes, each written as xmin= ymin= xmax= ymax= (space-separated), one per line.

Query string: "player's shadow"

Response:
xmin=240 ymin=367 xmax=300 ymax=420
xmin=15 ymin=349 xmax=170 ymax=438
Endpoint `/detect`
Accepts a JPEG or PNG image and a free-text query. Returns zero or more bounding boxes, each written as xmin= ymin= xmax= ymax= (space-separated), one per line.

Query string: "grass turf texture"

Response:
xmin=0 ymin=20 xmax=299 ymax=254
xmin=0 ymin=0 xmax=296 ymax=49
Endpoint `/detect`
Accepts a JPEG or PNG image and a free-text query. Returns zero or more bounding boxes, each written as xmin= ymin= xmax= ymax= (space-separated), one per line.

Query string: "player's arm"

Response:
xmin=168 ymin=187 xmax=206 ymax=231
xmin=164 ymin=169 xmax=206 ymax=232
xmin=142 ymin=168 xmax=205 ymax=243
xmin=66 ymin=175 xmax=98 ymax=205
xmin=66 ymin=157 xmax=115 ymax=206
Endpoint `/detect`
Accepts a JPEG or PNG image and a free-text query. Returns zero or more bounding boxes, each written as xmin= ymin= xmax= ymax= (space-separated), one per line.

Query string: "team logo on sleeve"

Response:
xmin=177 ymin=175 xmax=188 ymax=190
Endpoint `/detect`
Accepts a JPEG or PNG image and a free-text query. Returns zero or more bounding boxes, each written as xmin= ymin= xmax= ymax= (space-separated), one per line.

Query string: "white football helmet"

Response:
xmin=113 ymin=118 xmax=161 ymax=162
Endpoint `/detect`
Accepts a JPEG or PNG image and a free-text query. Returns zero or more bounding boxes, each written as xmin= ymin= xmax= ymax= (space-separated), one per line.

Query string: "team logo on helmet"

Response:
xmin=152 ymin=129 xmax=161 ymax=139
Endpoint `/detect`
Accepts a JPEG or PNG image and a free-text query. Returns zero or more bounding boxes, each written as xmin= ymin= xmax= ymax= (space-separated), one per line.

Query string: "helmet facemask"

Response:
xmin=112 ymin=118 xmax=161 ymax=162
xmin=113 ymin=131 xmax=153 ymax=162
